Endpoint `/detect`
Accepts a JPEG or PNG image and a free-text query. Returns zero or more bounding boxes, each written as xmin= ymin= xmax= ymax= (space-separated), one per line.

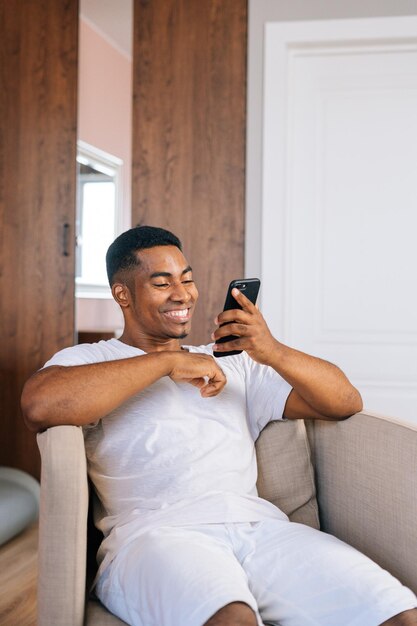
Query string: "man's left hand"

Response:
xmin=212 ymin=288 xmax=276 ymax=364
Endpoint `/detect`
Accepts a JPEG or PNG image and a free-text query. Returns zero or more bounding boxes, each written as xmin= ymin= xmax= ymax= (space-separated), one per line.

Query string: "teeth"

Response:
xmin=166 ymin=309 xmax=188 ymax=318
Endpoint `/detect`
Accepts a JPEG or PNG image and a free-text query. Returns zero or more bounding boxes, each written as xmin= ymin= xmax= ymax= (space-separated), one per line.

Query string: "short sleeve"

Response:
xmin=42 ymin=344 xmax=105 ymax=369
xmin=42 ymin=345 xmax=105 ymax=428
xmin=42 ymin=343 xmax=114 ymax=430
xmin=242 ymin=353 xmax=293 ymax=440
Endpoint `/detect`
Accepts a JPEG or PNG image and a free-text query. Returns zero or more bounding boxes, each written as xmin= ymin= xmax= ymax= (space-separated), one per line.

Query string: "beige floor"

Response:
xmin=0 ymin=523 xmax=37 ymax=626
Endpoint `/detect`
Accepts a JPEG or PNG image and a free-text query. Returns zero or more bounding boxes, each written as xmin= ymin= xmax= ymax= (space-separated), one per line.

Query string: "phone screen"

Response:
xmin=213 ymin=278 xmax=260 ymax=357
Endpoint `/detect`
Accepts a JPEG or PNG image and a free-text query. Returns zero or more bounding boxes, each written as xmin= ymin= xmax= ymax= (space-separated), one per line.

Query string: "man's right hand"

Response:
xmin=168 ymin=352 xmax=226 ymax=397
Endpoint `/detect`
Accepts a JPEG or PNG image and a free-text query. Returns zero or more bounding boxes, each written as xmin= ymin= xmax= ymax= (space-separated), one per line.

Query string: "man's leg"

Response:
xmin=95 ymin=525 xmax=263 ymax=626
xmin=233 ymin=520 xmax=417 ymax=626
xmin=381 ymin=609 xmax=417 ymax=625
xmin=204 ymin=602 xmax=258 ymax=626
xmin=202 ymin=601 xmax=417 ymax=626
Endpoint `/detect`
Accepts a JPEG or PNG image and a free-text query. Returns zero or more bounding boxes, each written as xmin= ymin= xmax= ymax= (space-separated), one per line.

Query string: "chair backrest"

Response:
xmin=256 ymin=419 xmax=319 ymax=528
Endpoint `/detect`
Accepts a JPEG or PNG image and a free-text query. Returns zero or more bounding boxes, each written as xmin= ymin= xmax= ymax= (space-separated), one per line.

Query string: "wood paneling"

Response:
xmin=0 ymin=0 xmax=78 ymax=478
xmin=132 ymin=0 xmax=247 ymax=345
xmin=77 ymin=331 xmax=115 ymax=344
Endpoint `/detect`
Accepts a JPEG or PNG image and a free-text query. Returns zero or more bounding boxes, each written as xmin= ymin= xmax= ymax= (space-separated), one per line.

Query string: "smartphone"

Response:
xmin=213 ymin=278 xmax=261 ymax=357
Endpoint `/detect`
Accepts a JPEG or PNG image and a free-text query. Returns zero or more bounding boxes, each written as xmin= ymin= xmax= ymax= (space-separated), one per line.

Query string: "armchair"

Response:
xmin=37 ymin=412 xmax=417 ymax=626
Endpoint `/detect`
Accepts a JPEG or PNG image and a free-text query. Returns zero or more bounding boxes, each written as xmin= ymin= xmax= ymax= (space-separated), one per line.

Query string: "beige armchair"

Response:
xmin=37 ymin=412 xmax=417 ymax=626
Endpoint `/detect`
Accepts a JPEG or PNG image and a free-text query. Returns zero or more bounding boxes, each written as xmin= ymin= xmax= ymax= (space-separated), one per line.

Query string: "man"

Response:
xmin=22 ymin=226 xmax=417 ymax=626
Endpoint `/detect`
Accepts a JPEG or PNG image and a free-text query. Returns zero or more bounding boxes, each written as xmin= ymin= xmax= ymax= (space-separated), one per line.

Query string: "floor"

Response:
xmin=0 ymin=523 xmax=37 ymax=626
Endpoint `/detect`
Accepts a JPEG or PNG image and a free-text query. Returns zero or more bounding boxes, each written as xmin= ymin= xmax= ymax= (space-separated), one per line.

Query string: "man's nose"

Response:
xmin=170 ymin=283 xmax=191 ymax=301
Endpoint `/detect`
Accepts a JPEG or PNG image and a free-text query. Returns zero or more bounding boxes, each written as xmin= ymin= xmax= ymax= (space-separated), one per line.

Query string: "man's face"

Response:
xmin=122 ymin=245 xmax=198 ymax=342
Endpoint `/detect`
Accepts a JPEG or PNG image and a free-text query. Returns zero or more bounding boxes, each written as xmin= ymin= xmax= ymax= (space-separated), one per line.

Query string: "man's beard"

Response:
xmin=166 ymin=329 xmax=189 ymax=340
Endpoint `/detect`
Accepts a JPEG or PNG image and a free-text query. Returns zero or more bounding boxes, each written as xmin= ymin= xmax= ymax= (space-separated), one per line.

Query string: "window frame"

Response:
xmin=76 ymin=140 xmax=124 ymax=299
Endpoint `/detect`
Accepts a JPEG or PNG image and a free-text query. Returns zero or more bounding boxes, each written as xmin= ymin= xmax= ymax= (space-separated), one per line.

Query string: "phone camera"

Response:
xmin=240 ymin=283 xmax=246 ymax=289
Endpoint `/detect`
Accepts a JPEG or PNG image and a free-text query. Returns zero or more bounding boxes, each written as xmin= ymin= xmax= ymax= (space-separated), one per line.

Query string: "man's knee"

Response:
xmin=381 ymin=608 xmax=417 ymax=625
xmin=204 ymin=601 xmax=258 ymax=626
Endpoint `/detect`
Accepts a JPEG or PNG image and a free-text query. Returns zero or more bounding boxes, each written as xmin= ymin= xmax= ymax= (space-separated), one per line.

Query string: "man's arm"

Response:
xmin=212 ymin=288 xmax=362 ymax=421
xmin=263 ymin=345 xmax=362 ymax=420
xmin=21 ymin=351 xmax=226 ymax=433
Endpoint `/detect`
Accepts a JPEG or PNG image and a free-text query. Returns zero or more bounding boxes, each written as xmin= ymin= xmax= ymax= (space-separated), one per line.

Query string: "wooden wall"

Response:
xmin=132 ymin=0 xmax=247 ymax=345
xmin=0 ymin=0 xmax=78 ymax=478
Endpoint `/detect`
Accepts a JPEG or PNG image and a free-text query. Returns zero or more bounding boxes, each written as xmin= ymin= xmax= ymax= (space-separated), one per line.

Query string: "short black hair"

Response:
xmin=106 ymin=225 xmax=182 ymax=286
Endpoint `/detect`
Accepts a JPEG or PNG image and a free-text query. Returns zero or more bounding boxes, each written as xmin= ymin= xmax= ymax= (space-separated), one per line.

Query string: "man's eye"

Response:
xmin=182 ymin=280 xmax=194 ymax=284
xmin=154 ymin=283 xmax=169 ymax=288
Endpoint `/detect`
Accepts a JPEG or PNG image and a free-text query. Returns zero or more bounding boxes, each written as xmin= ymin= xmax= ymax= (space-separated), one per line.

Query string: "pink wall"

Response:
xmin=78 ymin=18 xmax=132 ymax=172
xmin=76 ymin=17 xmax=132 ymax=332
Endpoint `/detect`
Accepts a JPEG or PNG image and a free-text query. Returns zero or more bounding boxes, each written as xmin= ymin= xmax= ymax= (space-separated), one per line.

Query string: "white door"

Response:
xmin=251 ymin=17 xmax=417 ymax=422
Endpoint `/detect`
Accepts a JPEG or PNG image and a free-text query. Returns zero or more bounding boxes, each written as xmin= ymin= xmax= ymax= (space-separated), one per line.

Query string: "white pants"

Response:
xmin=95 ymin=519 xmax=417 ymax=626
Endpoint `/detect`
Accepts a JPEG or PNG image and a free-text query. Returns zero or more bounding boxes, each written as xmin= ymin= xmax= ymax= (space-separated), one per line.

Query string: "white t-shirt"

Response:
xmin=44 ymin=338 xmax=292 ymax=578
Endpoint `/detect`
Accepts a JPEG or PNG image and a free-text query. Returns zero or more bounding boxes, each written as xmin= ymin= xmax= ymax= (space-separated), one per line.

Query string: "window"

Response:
xmin=76 ymin=141 xmax=123 ymax=298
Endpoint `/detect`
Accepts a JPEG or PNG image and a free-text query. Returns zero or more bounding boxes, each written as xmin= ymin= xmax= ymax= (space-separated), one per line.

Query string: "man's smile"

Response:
xmin=162 ymin=308 xmax=192 ymax=322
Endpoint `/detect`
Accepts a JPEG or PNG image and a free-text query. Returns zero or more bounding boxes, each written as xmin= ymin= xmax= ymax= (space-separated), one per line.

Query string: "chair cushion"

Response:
xmin=256 ymin=419 xmax=319 ymax=528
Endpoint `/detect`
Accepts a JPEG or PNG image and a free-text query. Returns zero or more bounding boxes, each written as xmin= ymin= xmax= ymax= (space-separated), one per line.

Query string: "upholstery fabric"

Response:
xmin=310 ymin=413 xmax=417 ymax=594
xmin=256 ymin=419 xmax=319 ymax=528
xmin=37 ymin=426 xmax=90 ymax=626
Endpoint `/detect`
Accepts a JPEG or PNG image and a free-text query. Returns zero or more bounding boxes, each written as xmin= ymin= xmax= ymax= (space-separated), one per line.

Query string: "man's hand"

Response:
xmin=212 ymin=288 xmax=362 ymax=420
xmin=168 ymin=352 xmax=227 ymax=397
xmin=212 ymin=288 xmax=276 ymax=365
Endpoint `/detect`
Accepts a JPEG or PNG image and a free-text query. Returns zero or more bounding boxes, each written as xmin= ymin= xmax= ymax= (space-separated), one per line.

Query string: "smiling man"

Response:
xmin=22 ymin=226 xmax=417 ymax=626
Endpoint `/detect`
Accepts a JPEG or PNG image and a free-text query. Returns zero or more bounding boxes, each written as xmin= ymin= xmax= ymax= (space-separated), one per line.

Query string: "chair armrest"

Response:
xmin=37 ymin=425 xmax=89 ymax=626
xmin=309 ymin=412 xmax=417 ymax=593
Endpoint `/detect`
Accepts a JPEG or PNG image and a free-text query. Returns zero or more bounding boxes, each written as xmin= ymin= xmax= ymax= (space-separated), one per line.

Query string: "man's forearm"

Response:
xmin=265 ymin=339 xmax=362 ymax=418
xmin=212 ymin=287 xmax=362 ymax=420
xmin=21 ymin=352 xmax=174 ymax=432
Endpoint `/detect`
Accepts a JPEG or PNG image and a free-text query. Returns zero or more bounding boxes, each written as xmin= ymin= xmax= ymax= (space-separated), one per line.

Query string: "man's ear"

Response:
xmin=112 ymin=283 xmax=131 ymax=308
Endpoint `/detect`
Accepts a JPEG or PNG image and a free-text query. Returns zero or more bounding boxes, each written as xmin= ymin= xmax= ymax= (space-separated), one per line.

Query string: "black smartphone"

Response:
xmin=213 ymin=278 xmax=261 ymax=357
